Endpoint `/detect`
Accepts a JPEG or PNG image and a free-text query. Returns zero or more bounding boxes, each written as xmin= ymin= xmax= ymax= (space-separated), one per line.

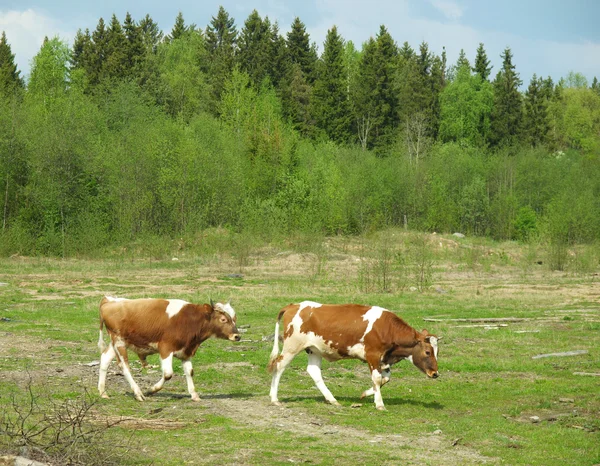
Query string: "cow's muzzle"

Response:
xmin=229 ymin=334 xmax=241 ymax=342
xmin=429 ymin=371 xmax=439 ymax=379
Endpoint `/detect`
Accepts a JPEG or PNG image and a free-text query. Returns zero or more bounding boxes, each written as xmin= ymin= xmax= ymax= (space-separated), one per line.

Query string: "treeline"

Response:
xmin=0 ymin=8 xmax=599 ymax=257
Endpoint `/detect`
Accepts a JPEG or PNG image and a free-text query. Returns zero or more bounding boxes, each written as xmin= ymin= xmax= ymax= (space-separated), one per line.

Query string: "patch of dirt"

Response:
xmin=204 ymin=397 xmax=498 ymax=465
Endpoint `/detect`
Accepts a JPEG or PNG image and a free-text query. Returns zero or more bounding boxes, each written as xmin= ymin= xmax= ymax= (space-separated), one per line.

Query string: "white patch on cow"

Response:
xmin=407 ymin=355 xmax=414 ymax=363
xmin=215 ymin=302 xmax=236 ymax=319
xmin=347 ymin=342 xmax=366 ymax=360
xmin=299 ymin=301 xmax=322 ymax=311
xmin=360 ymin=306 xmax=386 ymax=341
xmin=430 ymin=336 xmax=438 ymax=359
xmin=105 ymin=296 xmax=128 ymax=302
xmin=166 ymin=299 xmax=188 ymax=318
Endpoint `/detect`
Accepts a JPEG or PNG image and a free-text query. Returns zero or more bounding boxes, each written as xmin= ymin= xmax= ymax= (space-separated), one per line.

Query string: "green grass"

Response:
xmin=1 ymin=231 xmax=599 ymax=465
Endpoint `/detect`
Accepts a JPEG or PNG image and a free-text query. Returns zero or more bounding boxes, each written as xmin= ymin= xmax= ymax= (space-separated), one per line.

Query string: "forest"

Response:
xmin=1 ymin=7 xmax=599 ymax=259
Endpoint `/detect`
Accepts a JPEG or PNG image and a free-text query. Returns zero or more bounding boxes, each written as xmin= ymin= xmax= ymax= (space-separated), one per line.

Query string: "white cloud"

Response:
xmin=0 ymin=9 xmax=74 ymax=79
xmin=429 ymin=0 xmax=464 ymax=21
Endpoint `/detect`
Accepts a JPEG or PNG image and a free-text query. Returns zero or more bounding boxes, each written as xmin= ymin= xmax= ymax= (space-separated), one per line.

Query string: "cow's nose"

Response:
xmin=234 ymin=334 xmax=241 ymax=342
xmin=432 ymin=372 xmax=439 ymax=379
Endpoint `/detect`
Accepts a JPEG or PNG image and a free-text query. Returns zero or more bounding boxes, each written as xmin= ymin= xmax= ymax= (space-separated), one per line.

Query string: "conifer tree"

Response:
xmin=473 ymin=42 xmax=492 ymax=81
xmin=312 ymin=26 xmax=351 ymax=144
xmin=139 ymin=14 xmax=163 ymax=53
xmin=205 ymin=6 xmax=237 ymax=107
xmin=399 ymin=41 xmax=414 ymax=60
xmin=0 ymin=31 xmax=24 ymax=97
xmin=123 ymin=12 xmax=146 ymax=75
xmin=591 ymin=76 xmax=600 ymax=96
xmin=523 ymin=74 xmax=549 ymax=147
xmin=456 ymin=49 xmax=470 ymax=70
xmin=489 ymin=47 xmax=523 ymax=147
xmin=104 ymin=14 xmax=128 ymax=80
xmin=286 ymin=17 xmax=317 ymax=83
xmin=268 ymin=22 xmax=287 ymax=88
xmin=169 ymin=12 xmax=187 ymax=41
xmin=90 ymin=18 xmax=108 ymax=86
xmin=238 ymin=10 xmax=272 ymax=87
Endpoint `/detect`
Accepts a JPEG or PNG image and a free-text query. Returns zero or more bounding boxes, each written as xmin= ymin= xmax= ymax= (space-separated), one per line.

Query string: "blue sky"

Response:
xmin=1 ymin=0 xmax=599 ymax=86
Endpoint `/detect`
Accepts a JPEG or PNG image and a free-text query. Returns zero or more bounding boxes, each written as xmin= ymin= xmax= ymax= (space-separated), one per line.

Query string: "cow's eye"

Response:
xmin=425 ymin=351 xmax=431 ymax=356
xmin=220 ymin=316 xmax=227 ymax=323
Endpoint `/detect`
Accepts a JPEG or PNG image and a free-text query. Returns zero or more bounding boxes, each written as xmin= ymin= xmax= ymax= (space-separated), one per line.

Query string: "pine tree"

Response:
xmin=104 ymin=14 xmax=128 ymax=80
xmin=169 ymin=12 xmax=187 ymax=41
xmin=205 ymin=6 xmax=237 ymax=106
xmin=353 ymin=26 xmax=399 ymax=151
xmin=473 ymin=43 xmax=492 ymax=81
xmin=523 ymin=74 xmax=549 ymax=147
xmin=0 ymin=32 xmax=24 ymax=98
xmin=282 ymin=63 xmax=314 ymax=136
xmin=489 ymin=47 xmax=523 ymax=147
xmin=286 ymin=17 xmax=317 ymax=83
xmin=123 ymin=12 xmax=146 ymax=76
xmin=399 ymin=41 xmax=414 ymax=60
xmin=139 ymin=14 xmax=163 ymax=53
xmin=312 ymin=26 xmax=351 ymax=144
xmin=90 ymin=18 xmax=108 ymax=86
xmin=591 ymin=76 xmax=600 ymax=96
xmin=237 ymin=10 xmax=272 ymax=87
xmin=268 ymin=22 xmax=287 ymax=88
xmin=456 ymin=49 xmax=470 ymax=70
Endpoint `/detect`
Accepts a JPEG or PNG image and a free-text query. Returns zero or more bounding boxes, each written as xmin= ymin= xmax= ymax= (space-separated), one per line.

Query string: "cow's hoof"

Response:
xmin=134 ymin=392 xmax=146 ymax=402
xmin=271 ymin=400 xmax=283 ymax=407
xmin=329 ymin=400 xmax=341 ymax=407
xmin=376 ymin=405 xmax=386 ymax=411
xmin=191 ymin=394 xmax=200 ymax=402
xmin=100 ymin=393 xmax=110 ymax=399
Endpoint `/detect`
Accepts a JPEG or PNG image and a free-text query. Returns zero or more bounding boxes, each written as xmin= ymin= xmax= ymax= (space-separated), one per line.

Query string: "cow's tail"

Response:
xmin=267 ymin=307 xmax=287 ymax=373
xmin=98 ymin=297 xmax=109 ymax=353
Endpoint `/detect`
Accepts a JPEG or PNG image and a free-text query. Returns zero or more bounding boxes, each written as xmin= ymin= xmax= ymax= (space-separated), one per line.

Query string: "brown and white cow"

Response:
xmin=268 ymin=301 xmax=439 ymax=410
xmin=98 ymin=296 xmax=240 ymax=401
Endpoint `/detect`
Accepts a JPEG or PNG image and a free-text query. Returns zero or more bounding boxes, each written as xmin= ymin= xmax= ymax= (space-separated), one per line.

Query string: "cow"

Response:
xmin=268 ymin=301 xmax=440 ymax=410
xmin=97 ymin=296 xmax=240 ymax=402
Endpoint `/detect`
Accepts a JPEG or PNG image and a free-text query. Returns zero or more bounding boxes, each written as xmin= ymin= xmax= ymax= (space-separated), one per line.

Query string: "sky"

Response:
xmin=1 ymin=0 xmax=599 ymax=86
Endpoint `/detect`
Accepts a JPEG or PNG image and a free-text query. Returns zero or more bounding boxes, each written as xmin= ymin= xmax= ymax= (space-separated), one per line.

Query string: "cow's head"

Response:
xmin=209 ymin=300 xmax=241 ymax=342
xmin=410 ymin=329 xmax=440 ymax=379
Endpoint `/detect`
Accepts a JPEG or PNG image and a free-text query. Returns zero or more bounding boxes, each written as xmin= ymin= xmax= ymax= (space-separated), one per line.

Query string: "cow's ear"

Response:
xmin=421 ymin=329 xmax=430 ymax=337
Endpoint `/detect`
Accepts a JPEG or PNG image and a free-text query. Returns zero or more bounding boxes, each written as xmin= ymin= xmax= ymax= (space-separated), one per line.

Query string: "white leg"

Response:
xmin=150 ymin=352 xmax=174 ymax=394
xmin=371 ymin=369 xmax=385 ymax=410
xmin=361 ymin=366 xmax=391 ymax=399
xmin=114 ymin=341 xmax=145 ymax=401
xmin=98 ymin=343 xmax=116 ymax=398
xmin=182 ymin=359 xmax=199 ymax=401
xmin=306 ymin=351 xmax=339 ymax=406
xmin=270 ymin=352 xmax=295 ymax=405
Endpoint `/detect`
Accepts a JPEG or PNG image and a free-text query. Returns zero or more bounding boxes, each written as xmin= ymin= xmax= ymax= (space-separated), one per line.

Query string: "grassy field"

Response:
xmin=0 ymin=231 xmax=599 ymax=465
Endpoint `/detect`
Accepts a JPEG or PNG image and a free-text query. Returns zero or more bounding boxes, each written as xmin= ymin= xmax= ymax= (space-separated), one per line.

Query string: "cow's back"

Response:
xmin=101 ymin=298 xmax=171 ymax=344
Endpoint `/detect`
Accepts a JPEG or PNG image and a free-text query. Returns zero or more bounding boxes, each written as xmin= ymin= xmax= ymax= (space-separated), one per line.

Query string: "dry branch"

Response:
xmin=424 ymin=317 xmax=528 ymax=323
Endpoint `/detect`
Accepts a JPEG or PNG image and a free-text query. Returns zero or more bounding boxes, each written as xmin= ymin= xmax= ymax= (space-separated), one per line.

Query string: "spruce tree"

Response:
xmin=312 ymin=26 xmax=351 ymax=144
xmin=523 ymin=74 xmax=549 ymax=147
xmin=456 ymin=49 xmax=470 ymax=70
xmin=0 ymin=32 xmax=24 ymax=98
xmin=169 ymin=12 xmax=187 ymax=41
xmin=104 ymin=14 xmax=128 ymax=80
xmin=238 ymin=10 xmax=272 ymax=87
xmin=268 ymin=22 xmax=287 ymax=88
xmin=473 ymin=43 xmax=492 ymax=81
xmin=592 ymin=77 xmax=600 ymax=96
xmin=286 ymin=17 xmax=317 ymax=83
xmin=123 ymin=12 xmax=146 ymax=76
xmin=139 ymin=14 xmax=163 ymax=53
xmin=90 ymin=18 xmax=108 ymax=86
xmin=489 ymin=47 xmax=523 ymax=147
xmin=205 ymin=6 xmax=237 ymax=106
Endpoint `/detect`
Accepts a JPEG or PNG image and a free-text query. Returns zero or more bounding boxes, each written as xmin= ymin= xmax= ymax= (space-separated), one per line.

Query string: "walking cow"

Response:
xmin=98 ymin=296 xmax=240 ymax=401
xmin=268 ymin=301 xmax=440 ymax=410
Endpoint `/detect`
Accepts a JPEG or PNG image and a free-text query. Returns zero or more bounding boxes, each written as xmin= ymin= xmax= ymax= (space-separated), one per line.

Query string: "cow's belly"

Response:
xmin=127 ymin=342 xmax=158 ymax=356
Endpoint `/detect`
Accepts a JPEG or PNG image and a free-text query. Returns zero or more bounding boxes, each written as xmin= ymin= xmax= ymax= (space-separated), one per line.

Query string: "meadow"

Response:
xmin=0 ymin=230 xmax=599 ymax=465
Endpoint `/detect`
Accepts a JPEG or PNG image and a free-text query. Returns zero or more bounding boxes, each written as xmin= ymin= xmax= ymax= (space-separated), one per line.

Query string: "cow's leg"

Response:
xmin=182 ymin=359 xmax=200 ymax=401
xmin=365 ymin=359 xmax=386 ymax=410
xmin=149 ymin=352 xmax=174 ymax=395
xmin=361 ymin=364 xmax=391 ymax=399
xmin=269 ymin=351 xmax=296 ymax=405
xmin=98 ymin=342 xmax=116 ymax=399
xmin=114 ymin=340 xmax=145 ymax=401
xmin=306 ymin=350 xmax=340 ymax=406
